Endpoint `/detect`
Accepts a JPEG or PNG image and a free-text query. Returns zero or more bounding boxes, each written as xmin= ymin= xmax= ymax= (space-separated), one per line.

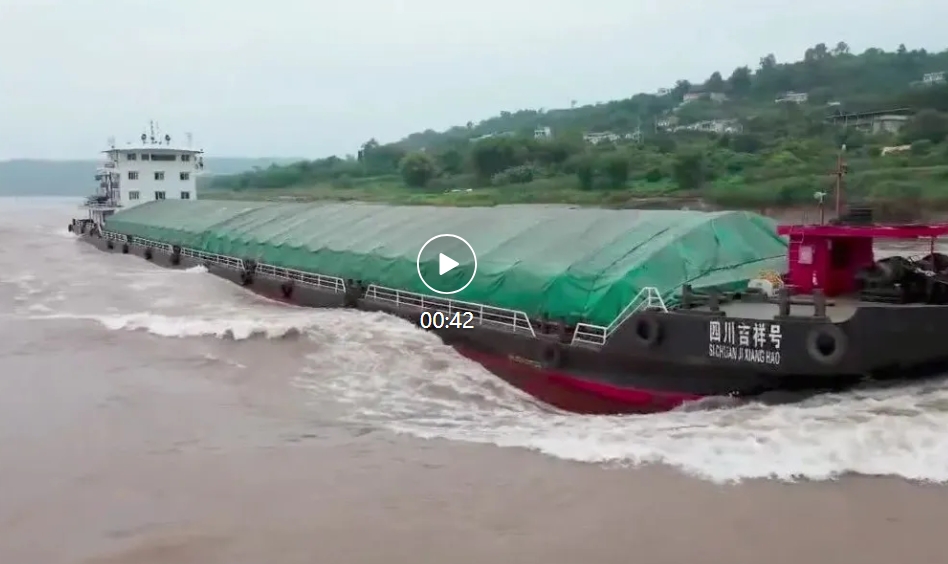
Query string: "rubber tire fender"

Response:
xmin=106 ymin=240 xmax=114 ymax=250
xmin=632 ymin=313 xmax=663 ymax=348
xmin=121 ymin=243 xmax=129 ymax=254
xmin=170 ymin=245 xmax=181 ymax=266
xmin=239 ymin=270 xmax=253 ymax=286
xmin=144 ymin=247 xmax=153 ymax=260
xmin=343 ymin=282 xmax=362 ymax=308
xmin=539 ymin=342 xmax=566 ymax=369
xmin=281 ymin=280 xmax=294 ymax=299
xmin=806 ymin=324 xmax=848 ymax=366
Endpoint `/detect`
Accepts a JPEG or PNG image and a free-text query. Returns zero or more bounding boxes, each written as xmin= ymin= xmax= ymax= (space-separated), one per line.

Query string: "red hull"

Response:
xmin=454 ymin=347 xmax=703 ymax=415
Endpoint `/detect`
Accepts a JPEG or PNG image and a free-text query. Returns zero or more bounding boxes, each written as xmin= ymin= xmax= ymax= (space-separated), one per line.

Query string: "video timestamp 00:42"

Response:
xmin=418 ymin=310 xmax=475 ymax=330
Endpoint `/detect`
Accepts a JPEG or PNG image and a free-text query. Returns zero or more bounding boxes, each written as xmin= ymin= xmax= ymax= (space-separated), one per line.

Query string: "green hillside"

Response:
xmin=206 ymin=42 xmax=948 ymax=213
xmin=0 ymin=157 xmax=299 ymax=196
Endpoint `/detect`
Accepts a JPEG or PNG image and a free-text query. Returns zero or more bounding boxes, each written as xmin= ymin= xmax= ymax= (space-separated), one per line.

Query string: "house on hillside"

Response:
xmin=682 ymin=90 xmax=727 ymax=104
xmin=656 ymin=87 xmax=671 ymax=96
xmin=826 ymin=108 xmax=913 ymax=135
xmin=923 ymin=71 xmax=945 ymax=85
xmin=775 ymin=91 xmax=808 ymax=104
xmin=669 ymin=119 xmax=742 ymax=135
xmin=582 ymin=131 xmax=640 ymax=144
xmin=534 ymin=127 xmax=552 ymax=139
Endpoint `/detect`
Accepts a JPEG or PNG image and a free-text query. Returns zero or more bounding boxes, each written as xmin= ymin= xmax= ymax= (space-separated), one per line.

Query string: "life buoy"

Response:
xmin=170 ymin=245 xmax=181 ymax=266
xmin=806 ymin=324 xmax=847 ymax=366
xmin=281 ymin=280 xmax=294 ymax=298
xmin=539 ymin=342 xmax=566 ymax=369
xmin=631 ymin=314 xmax=662 ymax=347
xmin=121 ymin=243 xmax=129 ymax=254
xmin=144 ymin=247 xmax=153 ymax=260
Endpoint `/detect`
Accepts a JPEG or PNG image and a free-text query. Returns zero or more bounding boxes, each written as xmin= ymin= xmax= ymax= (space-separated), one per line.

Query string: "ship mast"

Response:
xmin=833 ymin=144 xmax=847 ymax=219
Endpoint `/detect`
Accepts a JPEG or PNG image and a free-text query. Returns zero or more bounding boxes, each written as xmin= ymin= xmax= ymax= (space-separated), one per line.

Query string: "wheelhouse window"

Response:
xmin=128 ymin=191 xmax=140 ymax=200
xmin=181 ymin=154 xmax=191 ymax=162
xmin=180 ymin=191 xmax=191 ymax=199
xmin=154 ymin=171 xmax=165 ymax=180
xmin=127 ymin=171 xmax=139 ymax=180
xmin=126 ymin=153 xmax=137 ymax=160
xmin=141 ymin=154 xmax=149 ymax=160
xmin=149 ymin=153 xmax=177 ymax=162
xmin=179 ymin=172 xmax=190 ymax=181
xmin=155 ymin=191 xmax=166 ymax=200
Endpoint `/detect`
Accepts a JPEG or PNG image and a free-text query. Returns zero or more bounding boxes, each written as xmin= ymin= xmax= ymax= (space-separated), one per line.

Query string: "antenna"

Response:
xmin=186 ymin=132 xmax=193 ymax=147
xmin=107 ymin=136 xmax=115 ymax=148
xmin=149 ymin=120 xmax=155 ymax=144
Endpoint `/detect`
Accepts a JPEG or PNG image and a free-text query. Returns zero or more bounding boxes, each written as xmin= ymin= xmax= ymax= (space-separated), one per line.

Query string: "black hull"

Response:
xmin=75 ymin=233 xmax=948 ymax=414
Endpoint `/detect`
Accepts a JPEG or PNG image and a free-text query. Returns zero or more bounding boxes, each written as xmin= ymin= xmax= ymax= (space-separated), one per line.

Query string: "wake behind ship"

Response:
xmin=70 ymin=131 xmax=948 ymax=414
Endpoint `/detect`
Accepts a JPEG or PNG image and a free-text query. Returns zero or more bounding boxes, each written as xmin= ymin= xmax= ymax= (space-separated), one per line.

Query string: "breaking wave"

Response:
xmin=30 ymin=311 xmax=316 ymax=340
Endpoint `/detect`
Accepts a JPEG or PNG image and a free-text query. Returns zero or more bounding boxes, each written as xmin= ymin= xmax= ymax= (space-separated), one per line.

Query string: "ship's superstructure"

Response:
xmin=78 ymin=122 xmax=204 ymax=230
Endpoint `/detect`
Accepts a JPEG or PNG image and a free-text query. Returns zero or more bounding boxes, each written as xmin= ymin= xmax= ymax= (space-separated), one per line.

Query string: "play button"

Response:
xmin=439 ymin=253 xmax=459 ymax=275
xmin=416 ymin=234 xmax=477 ymax=295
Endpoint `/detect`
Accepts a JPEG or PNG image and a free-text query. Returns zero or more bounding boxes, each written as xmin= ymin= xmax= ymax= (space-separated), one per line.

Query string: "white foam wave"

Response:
xmin=296 ymin=314 xmax=948 ymax=484
xmin=31 ymin=310 xmax=327 ymax=340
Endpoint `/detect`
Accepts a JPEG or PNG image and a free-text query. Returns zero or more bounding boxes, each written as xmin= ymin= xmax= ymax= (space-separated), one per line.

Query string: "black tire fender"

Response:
xmin=170 ymin=245 xmax=181 ymax=265
xmin=239 ymin=270 xmax=253 ymax=286
xmin=631 ymin=313 xmax=662 ymax=347
xmin=106 ymin=240 xmax=114 ymax=250
xmin=806 ymin=324 xmax=848 ymax=366
xmin=144 ymin=247 xmax=153 ymax=260
xmin=121 ymin=243 xmax=129 ymax=254
xmin=539 ymin=342 xmax=566 ymax=369
xmin=343 ymin=281 xmax=362 ymax=308
xmin=281 ymin=280 xmax=294 ymax=299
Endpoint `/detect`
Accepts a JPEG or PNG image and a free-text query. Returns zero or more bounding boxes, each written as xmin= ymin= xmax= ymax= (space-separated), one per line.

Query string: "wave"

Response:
xmin=30 ymin=310 xmax=319 ymax=340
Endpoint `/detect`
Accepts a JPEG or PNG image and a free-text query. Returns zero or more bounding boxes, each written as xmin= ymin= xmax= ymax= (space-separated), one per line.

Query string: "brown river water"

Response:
xmin=2 ymin=197 xmax=948 ymax=564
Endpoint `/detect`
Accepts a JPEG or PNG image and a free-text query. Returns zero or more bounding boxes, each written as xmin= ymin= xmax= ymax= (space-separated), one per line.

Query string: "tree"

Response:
xmin=901 ymin=110 xmax=948 ymax=144
xmin=672 ymin=152 xmax=705 ymax=190
xmin=399 ymin=152 xmax=436 ymax=188
xmin=705 ymin=71 xmax=725 ymax=92
xmin=727 ymin=66 xmax=752 ymax=95
xmin=601 ymin=154 xmax=630 ymax=188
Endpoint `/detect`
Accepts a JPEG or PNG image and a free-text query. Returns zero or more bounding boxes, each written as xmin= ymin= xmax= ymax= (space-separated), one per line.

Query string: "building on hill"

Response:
xmin=533 ymin=127 xmax=552 ymax=139
xmin=682 ymin=90 xmax=727 ymax=104
xmin=922 ymin=71 xmax=945 ymax=85
xmin=775 ymin=91 xmax=809 ymax=104
xmin=825 ymin=108 xmax=913 ymax=135
xmin=582 ymin=131 xmax=640 ymax=144
xmin=661 ymin=119 xmax=742 ymax=135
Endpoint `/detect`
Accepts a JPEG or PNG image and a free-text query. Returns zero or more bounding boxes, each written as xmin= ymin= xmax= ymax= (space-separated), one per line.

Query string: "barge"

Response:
xmin=70 ymin=135 xmax=948 ymax=414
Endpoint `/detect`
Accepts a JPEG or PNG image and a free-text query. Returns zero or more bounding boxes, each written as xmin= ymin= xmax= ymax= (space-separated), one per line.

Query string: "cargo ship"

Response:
xmin=70 ymin=132 xmax=948 ymax=414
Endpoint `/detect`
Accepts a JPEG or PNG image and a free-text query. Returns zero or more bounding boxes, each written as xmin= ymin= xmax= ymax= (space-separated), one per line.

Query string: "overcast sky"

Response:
xmin=1 ymin=0 xmax=946 ymax=160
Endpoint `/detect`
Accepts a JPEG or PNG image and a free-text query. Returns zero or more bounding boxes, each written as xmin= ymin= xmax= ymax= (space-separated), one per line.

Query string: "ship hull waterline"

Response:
xmin=73 ymin=232 xmax=948 ymax=415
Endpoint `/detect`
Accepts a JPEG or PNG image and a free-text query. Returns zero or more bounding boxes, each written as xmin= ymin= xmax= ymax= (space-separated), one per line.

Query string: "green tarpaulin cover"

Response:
xmin=104 ymin=200 xmax=787 ymax=326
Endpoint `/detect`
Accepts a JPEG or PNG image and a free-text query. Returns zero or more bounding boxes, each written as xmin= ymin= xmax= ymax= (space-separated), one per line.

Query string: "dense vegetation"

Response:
xmin=207 ymin=43 xmax=948 ymax=211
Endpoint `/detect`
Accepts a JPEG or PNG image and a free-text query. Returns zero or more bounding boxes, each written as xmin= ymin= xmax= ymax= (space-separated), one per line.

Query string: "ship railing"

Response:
xmin=570 ymin=286 xmax=668 ymax=347
xmin=364 ymin=284 xmax=536 ymax=337
xmin=103 ymin=232 xmax=346 ymax=292
xmin=255 ymin=263 xmax=346 ymax=293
